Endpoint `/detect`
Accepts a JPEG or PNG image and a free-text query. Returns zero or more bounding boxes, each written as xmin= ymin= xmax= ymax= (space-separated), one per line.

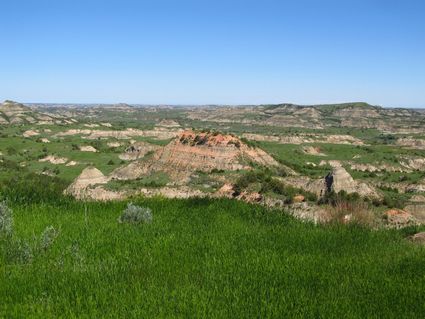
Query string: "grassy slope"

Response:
xmin=0 ymin=125 xmax=172 ymax=182
xmin=1 ymin=198 xmax=424 ymax=318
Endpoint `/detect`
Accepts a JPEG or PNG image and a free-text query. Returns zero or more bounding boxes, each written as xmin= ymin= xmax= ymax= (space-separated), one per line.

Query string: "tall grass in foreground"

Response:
xmin=0 ymin=197 xmax=424 ymax=318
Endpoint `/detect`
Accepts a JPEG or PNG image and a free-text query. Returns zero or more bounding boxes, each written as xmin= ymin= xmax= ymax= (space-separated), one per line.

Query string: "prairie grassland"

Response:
xmin=1 ymin=197 xmax=424 ymax=318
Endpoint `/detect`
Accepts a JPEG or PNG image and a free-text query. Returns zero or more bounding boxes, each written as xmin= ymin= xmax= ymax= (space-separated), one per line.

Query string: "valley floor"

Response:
xmin=1 ymin=198 xmax=424 ymax=318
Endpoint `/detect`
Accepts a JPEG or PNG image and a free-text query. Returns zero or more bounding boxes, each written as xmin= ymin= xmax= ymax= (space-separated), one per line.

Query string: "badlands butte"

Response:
xmin=1 ymin=100 xmax=425 ymax=228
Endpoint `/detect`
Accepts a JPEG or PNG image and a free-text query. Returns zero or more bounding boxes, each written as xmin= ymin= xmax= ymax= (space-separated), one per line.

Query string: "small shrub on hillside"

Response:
xmin=118 ymin=203 xmax=153 ymax=225
xmin=0 ymin=201 xmax=13 ymax=236
xmin=6 ymin=146 xmax=17 ymax=156
xmin=0 ymin=203 xmax=58 ymax=264
xmin=39 ymin=226 xmax=59 ymax=252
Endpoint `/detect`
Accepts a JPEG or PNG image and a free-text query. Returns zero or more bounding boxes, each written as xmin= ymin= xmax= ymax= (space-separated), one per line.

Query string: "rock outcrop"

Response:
xmin=302 ymin=146 xmax=326 ymax=156
xmin=23 ymin=130 xmax=40 ymax=138
xmin=39 ymin=155 xmax=68 ymax=165
xmin=404 ymin=195 xmax=425 ymax=224
xmin=112 ymin=131 xmax=279 ymax=182
xmin=242 ymin=133 xmax=364 ymax=145
xmin=150 ymin=131 xmax=278 ymax=177
xmin=326 ymin=166 xmax=379 ymax=198
xmin=156 ymin=119 xmax=181 ymax=128
xmin=55 ymin=128 xmax=180 ymax=140
xmin=282 ymin=163 xmax=380 ymax=199
xmin=383 ymin=209 xmax=418 ymax=228
xmin=410 ymin=232 xmax=425 ymax=245
xmin=65 ymin=167 xmax=110 ymax=199
xmin=396 ymin=137 xmax=425 ymax=150
xmin=79 ymin=145 xmax=98 ymax=152
xmin=0 ymin=100 xmax=71 ymax=125
xmin=119 ymin=142 xmax=160 ymax=161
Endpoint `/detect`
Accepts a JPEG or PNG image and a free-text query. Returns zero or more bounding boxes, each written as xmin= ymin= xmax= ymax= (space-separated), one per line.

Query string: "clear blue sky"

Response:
xmin=1 ymin=0 xmax=424 ymax=107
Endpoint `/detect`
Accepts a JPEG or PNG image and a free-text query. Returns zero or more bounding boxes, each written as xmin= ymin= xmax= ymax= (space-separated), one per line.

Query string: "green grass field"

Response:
xmin=1 ymin=197 xmax=424 ymax=318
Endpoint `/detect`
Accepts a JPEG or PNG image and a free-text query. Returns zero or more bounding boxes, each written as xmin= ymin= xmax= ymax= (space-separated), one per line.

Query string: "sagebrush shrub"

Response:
xmin=0 ymin=202 xmax=58 ymax=264
xmin=39 ymin=226 xmax=59 ymax=252
xmin=0 ymin=201 xmax=13 ymax=236
xmin=118 ymin=203 xmax=153 ymax=224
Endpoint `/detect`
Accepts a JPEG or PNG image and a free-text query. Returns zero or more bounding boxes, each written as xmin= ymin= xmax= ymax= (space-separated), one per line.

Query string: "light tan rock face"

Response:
xmin=328 ymin=166 xmax=379 ymax=198
xmin=350 ymin=162 xmax=406 ymax=173
xmin=55 ymin=129 xmax=92 ymax=137
xmin=410 ymin=232 xmax=425 ymax=245
xmin=111 ymin=161 xmax=151 ymax=180
xmin=83 ymin=186 xmax=125 ymax=201
xmin=329 ymin=167 xmax=357 ymax=193
xmin=396 ymin=137 xmax=425 ymax=150
xmin=55 ymin=128 xmax=180 ymax=140
xmin=39 ymin=155 xmax=68 ymax=165
xmin=0 ymin=101 xmax=61 ymax=125
xmin=65 ymin=167 xmax=110 ymax=199
xmin=235 ymin=191 xmax=262 ymax=203
xmin=242 ymin=133 xmax=364 ymax=145
xmin=23 ymin=130 xmax=40 ymax=137
xmin=216 ymin=183 xmax=235 ymax=198
xmin=136 ymin=186 xmax=205 ymax=199
xmin=404 ymin=195 xmax=425 ymax=224
xmin=107 ymin=142 xmax=121 ymax=148
xmin=156 ymin=119 xmax=181 ymax=128
xmin=79 ymin=145 xmax=98 ymax=152
xmin=302 ymin=146 xmax=326 ymax=156
xmin=400 ymin=157 xmax=425 ymax=171
xmin=334 ymin=106 xmax=380 ymax=119
xmin=406 ymin=179 xmax=425 ymax=193
xmin=0 ymin=100 xmax=31 ymax=117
